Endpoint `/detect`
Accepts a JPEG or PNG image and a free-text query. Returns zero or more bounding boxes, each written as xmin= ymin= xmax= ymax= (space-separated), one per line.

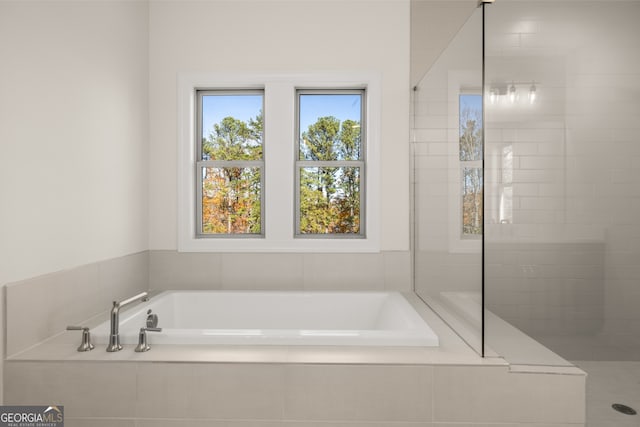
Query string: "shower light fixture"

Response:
xmin=487 ymin=81 xmax=539 ymax=106
xmin=489 ymin=89 xmax=497 ymax=104
xmin=528 ymin=83 xmax=537 ymax=104
xmin=508 ymin=84 xmax=517 ymax=103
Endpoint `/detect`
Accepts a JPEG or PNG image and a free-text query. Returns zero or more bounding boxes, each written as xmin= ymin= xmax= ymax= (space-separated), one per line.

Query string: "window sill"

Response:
xmin=177 ymin=236 xmax=381 ymax=253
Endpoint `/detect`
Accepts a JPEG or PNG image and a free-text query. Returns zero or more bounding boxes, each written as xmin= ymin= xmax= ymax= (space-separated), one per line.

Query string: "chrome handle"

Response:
xmin=66 ymin=326 xmax=94 ymax=352
xmin=135 ymin=327 xmax=162 ymax=352
xmin=146 ymin=311 xmax=159 ymax=328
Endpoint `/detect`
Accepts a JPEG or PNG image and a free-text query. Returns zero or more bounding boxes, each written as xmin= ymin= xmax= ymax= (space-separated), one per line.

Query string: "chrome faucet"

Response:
xmin=106 ymin=291 xmax=149 ymax=352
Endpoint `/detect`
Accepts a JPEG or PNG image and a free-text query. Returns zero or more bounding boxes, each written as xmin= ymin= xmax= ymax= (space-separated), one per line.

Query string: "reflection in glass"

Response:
xmin=462 ymin=167 xmax=483 ymax=236
xmin=459 ymin=94 xmax=483 ymax=162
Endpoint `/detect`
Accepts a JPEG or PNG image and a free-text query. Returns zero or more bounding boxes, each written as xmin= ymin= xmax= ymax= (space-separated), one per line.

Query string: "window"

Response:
xmin=178 ymin=72 xmax=380 ymax=252
xmin=459 ymin=93 xmax=483 ymax=237
xmin=196 ymin=90 xmax=264 ymax=237
xmin=296 ymin=90 xmax=365 ymax=237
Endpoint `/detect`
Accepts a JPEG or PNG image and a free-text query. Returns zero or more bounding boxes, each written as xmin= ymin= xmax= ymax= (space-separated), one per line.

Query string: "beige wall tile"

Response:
xmin=5 ymin=252 xmax=147 ymax=356
xmin=283 ymin=364 xmax=433 ymax=422
xmin=221 ymin=253 xmax=304 ymax=290
xmin=383 ymin=251 xmax=412 ymax=291
xmin=302 ymin=253 xmax=385 ymax=290
xmin=149 ymin=250 xmax=223 ymax=290
xmin=6 ymin=264 xmax=98 ymax=356
xmin=136 ymin=363 xmax=285 ymax=419
xmin=3 ymin=361 xmax=137 ymax=418
xmin=98 ymin=251 xmax=149 ymax=303
xmin=433 ymin=366 xmax=585 ymax=424
xmin=136 ymin=421 xmax=282 ymax=427
xmin=66 ymin=420 xmax=135 ymax=427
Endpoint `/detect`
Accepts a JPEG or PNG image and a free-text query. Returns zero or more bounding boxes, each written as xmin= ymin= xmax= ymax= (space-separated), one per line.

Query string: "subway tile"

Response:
xmin=283 ymin=364 xmax=433 ymax=422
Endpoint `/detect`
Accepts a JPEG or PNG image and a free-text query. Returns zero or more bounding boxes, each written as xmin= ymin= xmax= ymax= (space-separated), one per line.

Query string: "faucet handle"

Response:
xmin=135 ymin=327 xmax=162 ymax=352
xmin=66 ymin=326 xmax=95 ymax=352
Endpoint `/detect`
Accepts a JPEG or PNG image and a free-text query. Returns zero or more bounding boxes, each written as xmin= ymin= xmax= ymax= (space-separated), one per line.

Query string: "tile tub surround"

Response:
xmin=4 ymin=294 xmax=586 ymax=426
xmin=148 ymin=250 xmax=412 ymax=292
xmin=3 ymin=250 xmax=410 ymax=357
xmin=3 ymin=361 xmax=585 ymax=426
xmin=4 ymin=251 xmax=148 ymax=357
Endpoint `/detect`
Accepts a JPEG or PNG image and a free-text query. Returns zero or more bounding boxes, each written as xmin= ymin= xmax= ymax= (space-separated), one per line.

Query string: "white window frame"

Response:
xmin=458 ymin=92 xmax=483 ymax=240
xmin=177 ymin=72 xmax=381 ymax=253
xmin=447 ymin=72 xmax=482 ymax=254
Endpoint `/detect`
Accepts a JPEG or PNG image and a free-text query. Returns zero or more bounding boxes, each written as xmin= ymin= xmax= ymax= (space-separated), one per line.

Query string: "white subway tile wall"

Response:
xmin=413 ymin=0 xmax=640 ymax=363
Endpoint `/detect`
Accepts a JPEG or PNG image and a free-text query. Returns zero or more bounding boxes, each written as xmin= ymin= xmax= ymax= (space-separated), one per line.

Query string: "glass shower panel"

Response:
xmin=412 ymin=7 xmax=484 ymax=355
xmin=485 ymin=1 xmax=640 ymax=364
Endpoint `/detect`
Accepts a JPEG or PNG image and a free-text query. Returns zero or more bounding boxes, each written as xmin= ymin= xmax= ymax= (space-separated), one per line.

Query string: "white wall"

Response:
xmin=148 ymin=0 xmax=410 ymax=252
xmin=0 ymin=1 xmax=150 ymax=286
xmin=0 ymin=1 xmax=149 ymax=402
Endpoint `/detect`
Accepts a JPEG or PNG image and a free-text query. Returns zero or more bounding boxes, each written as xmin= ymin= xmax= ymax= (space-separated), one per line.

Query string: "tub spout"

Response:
xmin=106 ymin=291 xmax=149 ymax=352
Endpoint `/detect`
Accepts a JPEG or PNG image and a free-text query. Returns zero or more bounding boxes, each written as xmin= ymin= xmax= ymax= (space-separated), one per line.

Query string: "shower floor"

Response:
xmin=575 ymin=361 xmax=640 ymax=427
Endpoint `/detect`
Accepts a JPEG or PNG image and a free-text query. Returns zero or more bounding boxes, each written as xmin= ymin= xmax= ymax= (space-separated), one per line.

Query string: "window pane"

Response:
xmin=462 ymin=167 xmax=483 ymax=235
xmin=299 ymin=167 xmax=360 ymax=234
xmin=201 ymin=94 xmax=263 ymax=161
xmin=459 ymin=94 xmax=482 ymax=161
xmin=299 ymin=93 xmax=362 ymax=161
xmin=202 ymin=167 xmax=261 ymax=234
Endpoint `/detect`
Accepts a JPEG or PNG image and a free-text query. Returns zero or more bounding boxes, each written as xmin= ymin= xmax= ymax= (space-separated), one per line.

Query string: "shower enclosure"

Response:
xmin=413 ymin=0 xmax=640 ymax=365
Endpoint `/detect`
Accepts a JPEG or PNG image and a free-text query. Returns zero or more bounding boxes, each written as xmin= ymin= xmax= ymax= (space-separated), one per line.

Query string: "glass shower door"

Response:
xmin=412 ymin=5 xmax=485 ymax=355
xmin=484 ymin=1 xmax=640 ymax=365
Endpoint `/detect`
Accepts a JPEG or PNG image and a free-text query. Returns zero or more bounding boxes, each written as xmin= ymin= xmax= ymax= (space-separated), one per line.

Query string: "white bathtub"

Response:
xmin=91 ymin=291 xmax=439 ymax=347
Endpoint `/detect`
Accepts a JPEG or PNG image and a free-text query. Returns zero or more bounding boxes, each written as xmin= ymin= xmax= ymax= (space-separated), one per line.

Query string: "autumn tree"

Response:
xmin=459 ymin=103 xmax=483 ymax=235
xmin=201 ymin=113 xmax=262 ymax=234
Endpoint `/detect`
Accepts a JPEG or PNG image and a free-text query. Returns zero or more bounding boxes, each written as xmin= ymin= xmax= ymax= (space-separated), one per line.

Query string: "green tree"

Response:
xmin=299 ymin=116 xmax=361 ymax=234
